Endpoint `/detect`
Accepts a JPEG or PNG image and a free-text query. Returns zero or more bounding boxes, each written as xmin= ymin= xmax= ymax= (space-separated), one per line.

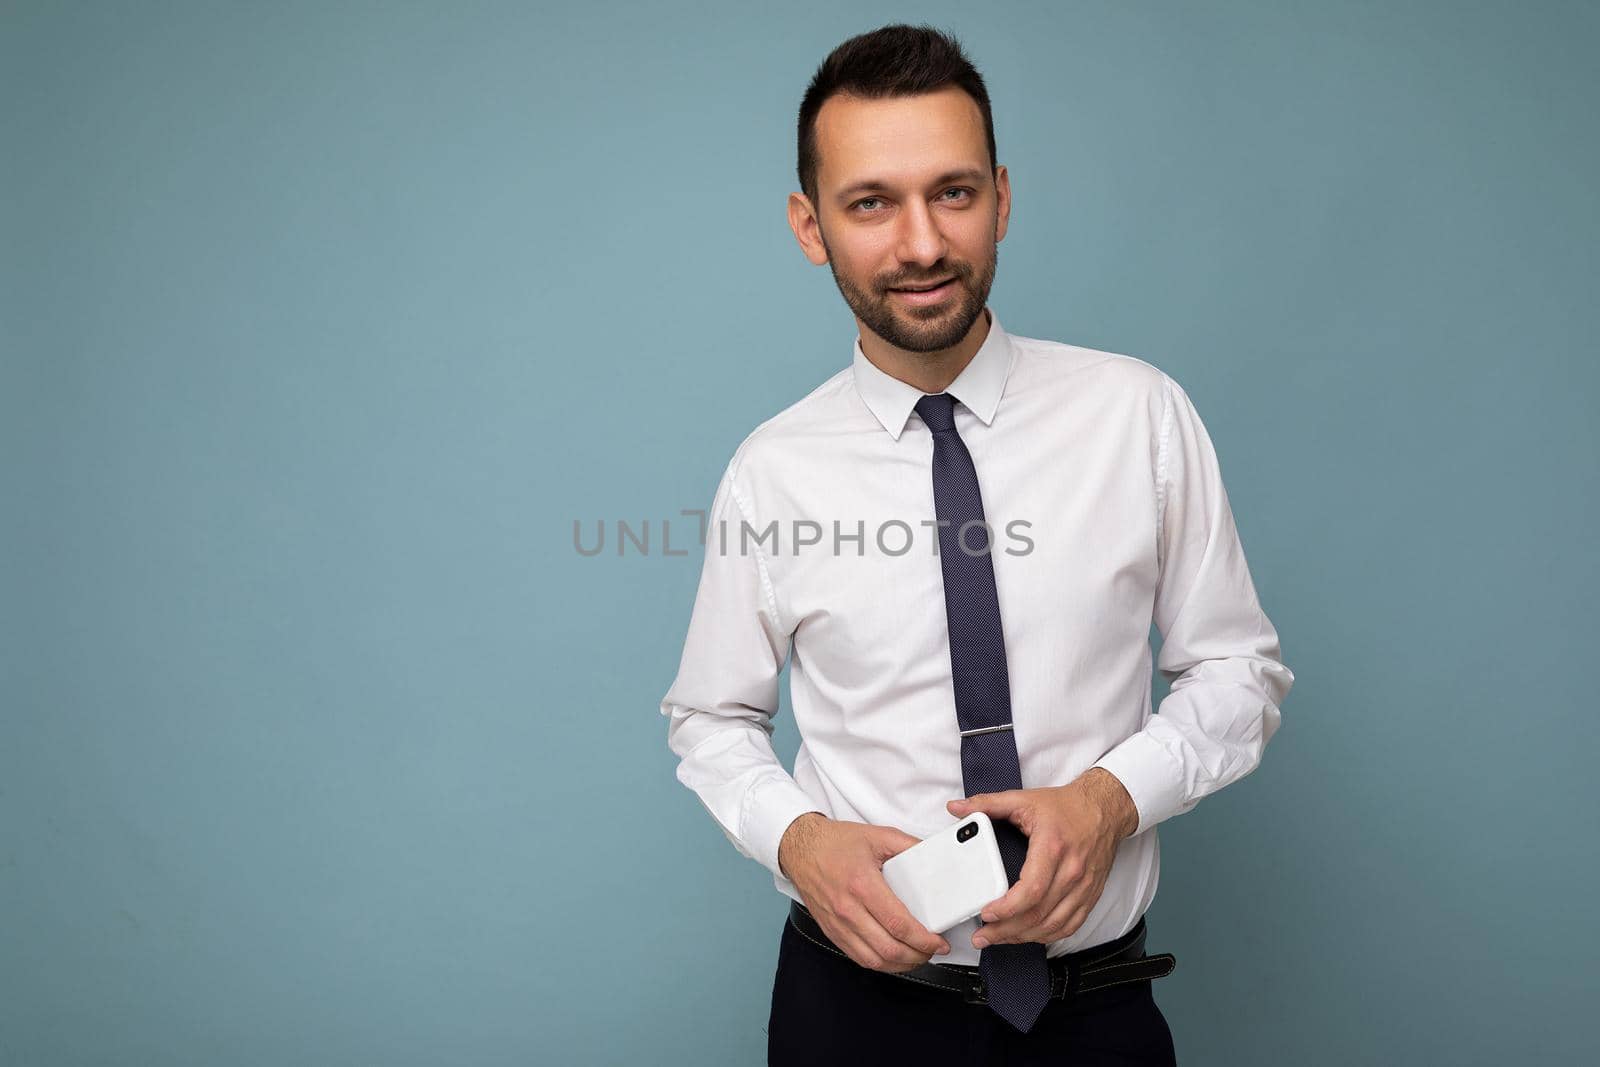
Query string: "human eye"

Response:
xmin=852 ymin=196 xmax=884 ymax=214
xmin=939 ymin=187 xmax=974 ymax=203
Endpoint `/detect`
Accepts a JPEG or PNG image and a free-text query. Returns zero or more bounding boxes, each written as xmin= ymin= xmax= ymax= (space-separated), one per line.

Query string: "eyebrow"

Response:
xmin=834 ymin=167 xmax=990 ymax=205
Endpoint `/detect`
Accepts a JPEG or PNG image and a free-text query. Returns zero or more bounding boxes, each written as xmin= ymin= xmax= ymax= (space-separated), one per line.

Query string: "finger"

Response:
xmin=1012 ymin=875 xmax=1086 ymax=946
xmin=846 ymin=902 xmax=936 ymax=972
xmin=972 ymin=838 xmax=1075 ymax=947
xmin=821 ymin=908 xmax=894 ymax=971
xmin=1044 ymin=869 xmax=1111 ymax=942
xmin=1033 ymin=889 xmax=1086 ymax=944
xmin=978 ymin=835 xmax=1061 ymax=926
xmin=978 ymin=871 xmax=1072 ymax=946
xmin=864 ymin=876 xmax=951 ymax=959
xmin=1026 ymin=859 xmax=1108 ymax=944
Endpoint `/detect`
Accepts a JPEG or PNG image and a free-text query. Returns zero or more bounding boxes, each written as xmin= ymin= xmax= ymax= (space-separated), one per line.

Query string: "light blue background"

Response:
xmin=4 ymin=1 xmax=1597 ymax=1064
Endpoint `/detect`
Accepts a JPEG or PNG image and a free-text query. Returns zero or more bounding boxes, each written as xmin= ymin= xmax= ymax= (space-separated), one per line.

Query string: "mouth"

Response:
xmin=888 ymin=277 xmax=958 ymax=304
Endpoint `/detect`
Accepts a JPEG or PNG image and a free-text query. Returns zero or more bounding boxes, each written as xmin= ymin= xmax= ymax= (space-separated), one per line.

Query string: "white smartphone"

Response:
xmin=881 ymin=811 xmax=1011 ymax=935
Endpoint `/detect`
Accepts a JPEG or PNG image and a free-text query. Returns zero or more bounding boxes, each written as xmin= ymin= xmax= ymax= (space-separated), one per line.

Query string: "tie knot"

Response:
xmin=915 ymin=392 xmax=958 ymax=434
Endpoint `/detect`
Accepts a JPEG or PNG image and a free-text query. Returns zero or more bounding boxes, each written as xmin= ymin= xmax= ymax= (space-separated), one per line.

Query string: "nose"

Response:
xmin=894 ymin=197 xmax=949 ymax=271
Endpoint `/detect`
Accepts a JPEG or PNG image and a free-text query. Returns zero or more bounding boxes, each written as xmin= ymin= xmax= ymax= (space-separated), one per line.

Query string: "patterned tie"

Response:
xmin=915 ymin=391 xmax=1051 ymax=1034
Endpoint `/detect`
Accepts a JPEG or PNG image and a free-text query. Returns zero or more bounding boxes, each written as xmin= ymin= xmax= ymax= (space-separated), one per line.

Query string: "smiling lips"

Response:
xmin=890 ymin=277 xmax=957 ymax=304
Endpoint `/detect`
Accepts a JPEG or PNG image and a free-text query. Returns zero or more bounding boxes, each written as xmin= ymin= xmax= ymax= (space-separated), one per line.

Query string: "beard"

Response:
xmin=821 ymin=231 xmax=999 ymax=354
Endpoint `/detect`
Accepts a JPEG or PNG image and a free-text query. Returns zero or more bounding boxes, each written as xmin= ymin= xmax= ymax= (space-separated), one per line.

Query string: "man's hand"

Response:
xmin=777 ymin=812 xmax=952 ymax=973
xmin=948 ymin=767 xmax=1138 ymax=950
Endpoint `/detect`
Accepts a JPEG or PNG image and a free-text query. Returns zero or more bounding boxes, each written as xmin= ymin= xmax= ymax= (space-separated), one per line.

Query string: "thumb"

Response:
xmin=948 ymin=789 xmax=1027 ymax=822
xmin=870 ymin=824 xmax=922 ymax=861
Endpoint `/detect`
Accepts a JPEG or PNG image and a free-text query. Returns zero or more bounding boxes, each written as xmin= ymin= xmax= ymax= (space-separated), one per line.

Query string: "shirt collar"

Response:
xmin=851 ymin=306 xmax=1017 ymax=440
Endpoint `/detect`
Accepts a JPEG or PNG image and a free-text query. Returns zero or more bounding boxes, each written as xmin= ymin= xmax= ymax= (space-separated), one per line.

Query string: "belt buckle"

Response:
xmin=962 ymin=978 xmax=988 ymax=1006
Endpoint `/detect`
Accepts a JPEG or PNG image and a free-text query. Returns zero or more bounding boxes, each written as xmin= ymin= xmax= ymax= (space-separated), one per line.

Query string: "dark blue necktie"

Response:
xmin=915 ymin=391 xmax=1051 ymax=1034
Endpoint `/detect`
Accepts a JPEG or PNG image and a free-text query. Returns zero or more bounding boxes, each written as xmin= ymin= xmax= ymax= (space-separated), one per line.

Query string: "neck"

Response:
xmin=856 ymin=307 xmax=991 ymax=395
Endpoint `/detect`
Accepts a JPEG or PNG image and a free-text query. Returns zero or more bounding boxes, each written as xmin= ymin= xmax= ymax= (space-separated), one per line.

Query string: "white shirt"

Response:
xmin=659 ymin=306 xmax=1294 ymax=964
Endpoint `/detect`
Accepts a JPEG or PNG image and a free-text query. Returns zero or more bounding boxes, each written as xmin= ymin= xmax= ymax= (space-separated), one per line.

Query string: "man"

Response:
xmin=659 ymin=23 xmax=1293 ymax=1066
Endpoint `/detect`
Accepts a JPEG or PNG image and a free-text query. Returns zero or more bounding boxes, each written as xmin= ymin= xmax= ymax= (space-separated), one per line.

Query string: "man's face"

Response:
xmin=798 ymin=86 xmax=1009 ymax=353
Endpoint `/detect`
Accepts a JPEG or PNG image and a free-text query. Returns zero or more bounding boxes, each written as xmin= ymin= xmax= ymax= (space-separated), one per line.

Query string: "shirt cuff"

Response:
xmin=1091 ymin=730 xmax=1189 ymax=838
xmin=743 ymin=777 xmax=827 ymax=879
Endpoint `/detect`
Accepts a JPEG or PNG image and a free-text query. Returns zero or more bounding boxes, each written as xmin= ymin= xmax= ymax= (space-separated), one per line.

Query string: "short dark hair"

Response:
xmin=796 ymin=23 xmax=997 ymax=208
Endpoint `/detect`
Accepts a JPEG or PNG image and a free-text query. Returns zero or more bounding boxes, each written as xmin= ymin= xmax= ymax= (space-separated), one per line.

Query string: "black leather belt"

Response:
xmin=787 ymin=900 xmax=1176 ymax=1006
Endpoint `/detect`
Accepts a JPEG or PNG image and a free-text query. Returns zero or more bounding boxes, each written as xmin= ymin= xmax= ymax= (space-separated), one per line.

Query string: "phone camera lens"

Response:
xmin=957 ymin=821 xmax=978 ymax=842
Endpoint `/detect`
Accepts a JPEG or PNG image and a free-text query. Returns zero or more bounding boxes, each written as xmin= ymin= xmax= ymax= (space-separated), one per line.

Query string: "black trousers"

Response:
xmin=767 ymin=913 xmax=1178 ymax=1066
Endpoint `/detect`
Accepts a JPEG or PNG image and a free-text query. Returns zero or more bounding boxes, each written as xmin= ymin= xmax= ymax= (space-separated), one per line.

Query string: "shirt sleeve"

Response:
xmin=1091 ymin=373 xmax=1295 ymax=836
xmin=659 ymin=455 xmax=825 ymax=879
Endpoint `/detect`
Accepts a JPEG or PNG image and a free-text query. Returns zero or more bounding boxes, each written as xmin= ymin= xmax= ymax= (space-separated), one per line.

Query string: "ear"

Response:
xmin=993 ymin=163 xmax=1011 ymax=244
xmin=787 ymin=191 xmax=830 ymax=266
